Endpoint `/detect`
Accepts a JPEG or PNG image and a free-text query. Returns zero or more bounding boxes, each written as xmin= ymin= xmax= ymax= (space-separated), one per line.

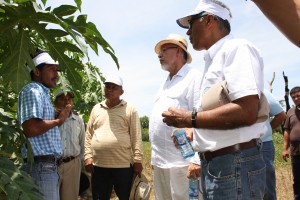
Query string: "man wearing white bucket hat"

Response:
xmin=149 ymin=33 xmax=201 ymax=200
xmin=162 ymin=0 xmax=266 ymax=199
xmin=17 ymin=50 xmax=71 ymax=200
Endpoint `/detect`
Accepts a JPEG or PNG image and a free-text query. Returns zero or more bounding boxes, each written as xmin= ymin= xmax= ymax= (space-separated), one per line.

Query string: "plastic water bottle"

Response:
xmin=189 ymin=178 xmax=199 ymax=200
xmin=173 ymin=129 xmax=195 ymax=159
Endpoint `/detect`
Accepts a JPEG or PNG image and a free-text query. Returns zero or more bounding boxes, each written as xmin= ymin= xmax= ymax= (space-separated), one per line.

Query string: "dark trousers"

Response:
xmin=292 ymin=155 xmax=300 ymax=200
xmin=91 ymin=166 xmax=133 ymax=200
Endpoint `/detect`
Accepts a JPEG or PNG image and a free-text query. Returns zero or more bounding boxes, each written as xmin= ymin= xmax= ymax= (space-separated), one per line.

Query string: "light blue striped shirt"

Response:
xmin=58 ymin=112 xmax=85 ymax=159
xmin=17 ymin=81 xmax=62 ymax=156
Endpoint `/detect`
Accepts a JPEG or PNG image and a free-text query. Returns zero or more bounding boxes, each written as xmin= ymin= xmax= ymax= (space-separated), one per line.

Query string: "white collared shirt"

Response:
xmin=149 ymin=65 xmax=202 ymax=168
xmin=193 ymin=34 xmax=265 ymax=152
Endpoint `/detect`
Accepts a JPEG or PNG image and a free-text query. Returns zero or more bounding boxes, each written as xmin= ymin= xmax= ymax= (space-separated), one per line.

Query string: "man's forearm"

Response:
xmin=252 ymin=0 xmax=300 ymax=47
xmin=22 ymin=118 xmax=60 ymax=137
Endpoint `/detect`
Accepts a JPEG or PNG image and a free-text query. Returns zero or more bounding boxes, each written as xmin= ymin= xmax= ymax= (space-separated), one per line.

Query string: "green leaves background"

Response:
xmin=0 ymin=0 xmax=119 ymax=199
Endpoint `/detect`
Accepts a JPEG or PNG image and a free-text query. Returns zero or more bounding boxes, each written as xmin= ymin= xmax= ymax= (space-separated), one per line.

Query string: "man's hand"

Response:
xmin=282 ymin=150 xmax=290 ymax=162
xmin=84 ymin=158 xmax=94 ymax=174
xmin=187 ymin=163 xmax=201 ymax=179
xmin=56 ymin=104 xmax=72 ymax=126
xmin=162 ymin=107 xmax=192 ymax=128
xmin=171 ymin=128 xmax=193 ymax=149
xmin=133 ymin=162 xmax=143 ymax=178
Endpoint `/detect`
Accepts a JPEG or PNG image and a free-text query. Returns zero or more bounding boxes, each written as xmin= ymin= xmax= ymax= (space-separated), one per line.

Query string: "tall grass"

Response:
xmin=142 ymin=132 xmax=294 ymax=200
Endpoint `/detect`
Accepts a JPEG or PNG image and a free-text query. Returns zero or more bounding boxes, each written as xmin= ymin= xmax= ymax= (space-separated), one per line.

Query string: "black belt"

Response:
xmin=198 ymin=139 xmax=259 ymax=161
xmin=61 ymin=156 xmax=75 ymax=163
xmin=23 ymin=155 xmax=62 ymax=165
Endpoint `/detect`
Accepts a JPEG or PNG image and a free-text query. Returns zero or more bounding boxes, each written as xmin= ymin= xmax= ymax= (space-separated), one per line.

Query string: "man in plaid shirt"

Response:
xmin=17 ymin=50 xmax=71 ymax=200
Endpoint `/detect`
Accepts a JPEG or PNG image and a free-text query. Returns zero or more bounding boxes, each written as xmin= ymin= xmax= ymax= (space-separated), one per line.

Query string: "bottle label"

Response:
xmin=174 ymin=129 xmax=195 ymax=159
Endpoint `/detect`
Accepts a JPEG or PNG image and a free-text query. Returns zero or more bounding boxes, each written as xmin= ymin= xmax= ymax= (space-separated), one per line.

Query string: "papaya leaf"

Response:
xmin=0 ymin=157 xmax=43 ymax=200
xmin=74 ymin=0 xmax=82 ymax=12
xmin=0 ymin=29 xmax=34 ymax=93
xmin=53 ymin=4 xmax=77 ymax=17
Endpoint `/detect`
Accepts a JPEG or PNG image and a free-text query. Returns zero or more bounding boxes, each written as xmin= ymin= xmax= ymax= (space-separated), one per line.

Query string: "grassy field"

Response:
xmin=142 ymin=132 xmax=294 ymax=200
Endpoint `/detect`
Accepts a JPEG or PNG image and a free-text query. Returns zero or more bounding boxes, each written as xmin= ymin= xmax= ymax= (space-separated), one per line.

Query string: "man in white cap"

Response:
xmin=149 ymin=33 xmax=201 ymax=200
xmin=54 ymin=89 xmax=85 ymax=200
xmin=84 ymin=75 xmax=144 ymax=200
xmin=17 ymin=50 xmax=71 ymax=200
xmin=162 ymin=0 xmax=266 ymax=199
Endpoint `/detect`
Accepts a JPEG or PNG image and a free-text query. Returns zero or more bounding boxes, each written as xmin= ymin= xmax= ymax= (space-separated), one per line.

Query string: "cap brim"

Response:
xmin=54 ymin=90 xmax=74 ymax=99
xmin=176 ymin=16 xmax=191 ymax=29
xmin=176 ymin=10 xmax=205 ymax=29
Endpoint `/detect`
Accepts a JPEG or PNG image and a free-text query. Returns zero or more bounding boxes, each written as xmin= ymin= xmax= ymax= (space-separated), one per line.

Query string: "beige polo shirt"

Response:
xmin=84 ymin=100 xmax=143 ymax=168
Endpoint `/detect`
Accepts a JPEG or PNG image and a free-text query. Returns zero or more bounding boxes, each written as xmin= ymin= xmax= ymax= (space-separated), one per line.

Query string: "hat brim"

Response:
xmin=129 ymin=174 xmax=151 ymax=200
xmin=54 ymin=90 xmax=74 ymax=100
xmin=154 ymin=39 xmax=192 ymax=64
xmin=176 ymin=9 xmax=206 ymax=29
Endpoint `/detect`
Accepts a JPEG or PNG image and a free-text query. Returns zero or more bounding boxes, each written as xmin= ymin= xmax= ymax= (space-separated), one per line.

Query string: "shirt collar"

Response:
xmin=100 ymin=99 xmax=126 ymax=109
xmin=33 ymin=81 xmax=50 ymax=94
xmin=203 ymin=34 xmax=233 ymax=62
xmin=69 ymin=112 xmax=77 ymax=120
xmin=167 ymin=64 xmax=189 ymax=81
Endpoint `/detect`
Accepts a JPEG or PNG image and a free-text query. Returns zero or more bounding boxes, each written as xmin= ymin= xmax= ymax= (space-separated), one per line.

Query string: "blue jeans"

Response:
xmin=262 ymin=141 xmax=276 ymax=200
xmin=23 ymin=160 xmax=60 ymax=200
xmin=291 ymin=155 xmax=300 ymax=200
xmin=201 ymin=145 xmax=266 ymax=200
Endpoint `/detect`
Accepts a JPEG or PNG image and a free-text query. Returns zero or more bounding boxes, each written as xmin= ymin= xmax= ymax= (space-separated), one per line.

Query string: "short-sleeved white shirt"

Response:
xmin=149 ymin=65 xmax=202 ymax=168
xmin=193 ymin=34 xmax=265 ymax=152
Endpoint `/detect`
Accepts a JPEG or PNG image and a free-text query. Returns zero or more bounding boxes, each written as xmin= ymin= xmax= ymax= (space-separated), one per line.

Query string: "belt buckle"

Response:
xmin=57 ymin=157 xmax=63 ymax=166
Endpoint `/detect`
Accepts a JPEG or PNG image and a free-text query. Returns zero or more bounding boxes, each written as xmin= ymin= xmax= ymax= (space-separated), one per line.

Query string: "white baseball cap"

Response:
xmin=177 ymin=0 xmax=232 ymax=29
xmin=104 ymin=75 xmax=123 ymax=86
xmin=27 ymin=52 xmax=59 ymax=72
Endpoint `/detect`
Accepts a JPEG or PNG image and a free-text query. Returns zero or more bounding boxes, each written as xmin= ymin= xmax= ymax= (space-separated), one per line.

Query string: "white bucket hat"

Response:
xmin=154 ymin=33 xmax=192 ymax=64
xmin=177 ymin=0 xmax=232 ymax=29
xmin=129 ymin=174 xmax=151 ymax=200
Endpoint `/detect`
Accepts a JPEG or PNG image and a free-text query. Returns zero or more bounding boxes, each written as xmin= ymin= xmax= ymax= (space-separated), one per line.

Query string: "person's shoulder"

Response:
xmin=225 ymin=38 xmax=254 ymax=48
xmin=72 ymin=112 xmax=84 ymax=122
xmin=19 ymin=82 xmax=42 ymax=96
xmin=223 ymin=38 xmax=262 ymax=56
xmin=287 ymin=107 xmax=296 ymax=116
xmin=122 ymin=100 xmax=138 ymax=111
xmin=185 ymin=65 xmax=201 ymax=76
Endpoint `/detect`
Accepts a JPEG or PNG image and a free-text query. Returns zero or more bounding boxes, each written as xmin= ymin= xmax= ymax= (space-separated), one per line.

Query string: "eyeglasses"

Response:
xmin=188 ymin=12 xmax=208 ymax=29
xmin=159 ymin=46 xmax=178 ymax=54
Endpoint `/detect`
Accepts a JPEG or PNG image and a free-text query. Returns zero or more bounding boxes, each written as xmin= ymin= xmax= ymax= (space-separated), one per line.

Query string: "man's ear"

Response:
xmin=121 ymin=89 xmax=124 ymax=95
xmin=33 ymin=68 xmax=40 ymax=77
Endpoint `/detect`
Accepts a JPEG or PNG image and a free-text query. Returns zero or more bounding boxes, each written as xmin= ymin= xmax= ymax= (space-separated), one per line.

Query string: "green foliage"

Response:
xmin=0 ymin=0 xmax=119 ymax=94
xmin=141 ymin=128 xmax=149 ymax=142
xmin=0 ymin=157 xmax=43 ymax=200
xmin=273 ymin=132 xmax=290 ymax=168
xmin=140 ymin=115 xmax=149 ymax=129
xmin=140 ymin=116 xmax=149 ymax=142
xmin=0 ymin=0 xmax=119 ymax=198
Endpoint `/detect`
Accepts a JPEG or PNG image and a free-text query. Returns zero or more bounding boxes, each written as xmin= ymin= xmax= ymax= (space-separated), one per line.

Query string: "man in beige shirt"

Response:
xmin=84 ymin=75 xmax=143 ymax=200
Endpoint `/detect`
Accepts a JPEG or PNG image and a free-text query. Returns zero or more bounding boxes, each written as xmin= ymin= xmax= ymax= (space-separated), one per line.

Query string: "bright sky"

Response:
xmin=48 ymin=0 xmax=300 ymax=117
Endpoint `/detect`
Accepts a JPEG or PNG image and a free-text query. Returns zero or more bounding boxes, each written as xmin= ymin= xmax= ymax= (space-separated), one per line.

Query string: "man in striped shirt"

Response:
xmin=84 ymin=75 xmax=144 ymax=200
xmin=54 ymin=89 xmax=85 ymax=200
